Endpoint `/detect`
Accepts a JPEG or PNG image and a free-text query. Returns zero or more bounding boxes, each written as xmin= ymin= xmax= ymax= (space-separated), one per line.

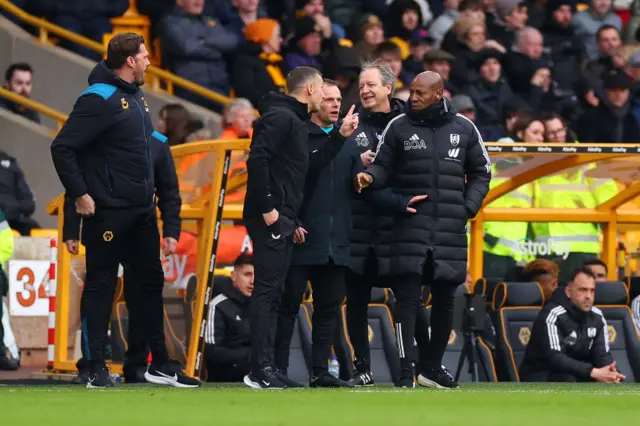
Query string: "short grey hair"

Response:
xmin=222 ymin=98 xmax=253 ymax=127
xmin=515 ymin=27 xmax=542 ymax=50
xmin=361 ymin=59 xmax=396 ymax=96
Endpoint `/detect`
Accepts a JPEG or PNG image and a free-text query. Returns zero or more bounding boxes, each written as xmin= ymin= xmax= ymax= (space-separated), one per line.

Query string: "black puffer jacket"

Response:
xmin=349 ymin=100 xmax=413 ymax=277
xmin=366 ymin=99 xmax=491 ymax=282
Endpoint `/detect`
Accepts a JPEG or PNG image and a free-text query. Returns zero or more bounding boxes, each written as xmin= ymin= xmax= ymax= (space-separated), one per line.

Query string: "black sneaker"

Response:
xmin=87 ymin=365 xmax=114 ymax=389
xmin=144 ymin=359 xmax=201 ymax=388
xmin=124 ymin=366 xmax=148 ymax=384
xmin=275 ymin=369 xmax=304 ymax=388
xmin=417 ymin=366 xmax=460 ymax=389
xmin=243 ymin=366 xmax=287 ymax=390
xmin=0 ymin=355 xmax=19 ymax=371
xmin=310 ymin=372 xmax=353 ymax=388
xmin=71 ymin=371 xmax=90 ymax=385
xmin=347 ymin=370 xmax=375 ymax=387
xmin=394 ymin=377 xmax=416 ymax=388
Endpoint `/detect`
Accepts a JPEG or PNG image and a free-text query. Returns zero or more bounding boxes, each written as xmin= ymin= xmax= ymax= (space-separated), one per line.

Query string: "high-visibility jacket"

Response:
xmin=532 ymin=165 xmax=618 ymax=254
xmin=0 ymin=210 xmax=14 ymax=263
xmin=483 ymin=163 xmax=533 ymax=261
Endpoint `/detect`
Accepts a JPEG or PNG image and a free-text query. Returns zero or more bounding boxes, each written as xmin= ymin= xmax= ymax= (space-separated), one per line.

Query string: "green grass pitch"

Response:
xmin=1 ymin=383 xmax=639 ymax=425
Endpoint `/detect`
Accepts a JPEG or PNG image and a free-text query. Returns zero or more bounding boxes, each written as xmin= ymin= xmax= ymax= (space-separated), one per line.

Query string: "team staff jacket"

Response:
xmin=204 ymin=282 xmax=251 ymax=366
xmin=243 ymin=92 xmax=347 ymax=224
xmin=62 ymin=131 xmax=181 ymax=242
xmin=520 ymin=289 xmax=614 ymax=381
xmin=51 ymin=61 xmax=162 ymax=209
xmin=365 ymin=99 xmax=491 ymax=282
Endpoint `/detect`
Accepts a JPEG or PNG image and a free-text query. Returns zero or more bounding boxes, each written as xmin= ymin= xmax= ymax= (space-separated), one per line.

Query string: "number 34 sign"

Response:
xmin=8 ymin=260 xmax=51 ymax=317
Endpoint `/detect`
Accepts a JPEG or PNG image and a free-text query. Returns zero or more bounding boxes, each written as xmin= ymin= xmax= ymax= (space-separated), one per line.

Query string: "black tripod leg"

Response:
xmin=454 ymin=336 xmax=468 ymax=382
xmin=473 ymin=336 xmax=491 ymax=381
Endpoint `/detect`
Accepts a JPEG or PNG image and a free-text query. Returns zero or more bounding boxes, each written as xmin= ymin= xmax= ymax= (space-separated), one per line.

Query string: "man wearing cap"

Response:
xmin=450 ymin=94 xmax=476 ymax=122
xmin=577 ymin=71 xmax=640 ymax=143
xmin=355 ymin=14 xmax=385 ymax=62
xmin=487 ymin=0 xmax=529 ymax=49
xmin=284 ymin=15 xmax=343 ymax=74
xmin=423 ymin=48 xmax=458 ymax=98
xmin=401 ymin=28 xmax=435 ymax=84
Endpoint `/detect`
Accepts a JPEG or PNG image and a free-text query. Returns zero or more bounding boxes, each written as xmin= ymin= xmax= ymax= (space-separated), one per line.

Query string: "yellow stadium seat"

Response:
xmin=12 ymin=229 xmax=20 ymax=237
xmin=30 ymin=228 xmax=58 ymax=238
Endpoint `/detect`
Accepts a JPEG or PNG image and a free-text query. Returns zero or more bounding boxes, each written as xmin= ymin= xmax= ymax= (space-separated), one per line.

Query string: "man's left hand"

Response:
xmin=163 ymin=237 xmax=178 ymax=255
xmin=406 ymin=195 xmax=428 ymax=213
xmin=339 ymin=105 xmax=359 ymax=137
xmin=294 ymin=227 xmax=308 ymax=244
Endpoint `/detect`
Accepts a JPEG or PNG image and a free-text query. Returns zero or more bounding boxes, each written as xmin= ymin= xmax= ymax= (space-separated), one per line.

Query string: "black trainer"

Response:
xmin=86 ymin=365 xmax=114 ymax=389
xmin=347 ymin=370 xmax=375 ymax=387
xmin=310 ymin=372 xmax=353 ymax=388
xmin=243 ymin=366 xmax=287 ymax=390
xmin=145 ymin=359 xmax=201 ymax=388
xmin=275 ymin=369 xmax=304 ymax=388
xmin=394 ymin=377 xmax=416 ymax=388
xmin=417 ymin=366 xmax=460 ymax=389
xmin=124 ymin=366 xmax=148 ymax=384
xmin=71 ymin=371 xmax=90 ymax=385
xmin=0 ymin=355 xmax=19 ymax=371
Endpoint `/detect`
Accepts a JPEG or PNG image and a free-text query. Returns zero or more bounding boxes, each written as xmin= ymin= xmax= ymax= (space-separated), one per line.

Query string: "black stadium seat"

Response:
xmin=593 ymin=281 xmax=640 ymax=382
xmin=492 ymin=281 xmax=544 ymax=382
xmin=286 ymin=303 xmax=313 ymax=383
xmin=474 ymin=277 xmax=503 ymax=309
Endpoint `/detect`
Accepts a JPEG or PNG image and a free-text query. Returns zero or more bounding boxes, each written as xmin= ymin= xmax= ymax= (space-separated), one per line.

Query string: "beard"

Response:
xmin=134 ymin=70 xmax=145 ymax=86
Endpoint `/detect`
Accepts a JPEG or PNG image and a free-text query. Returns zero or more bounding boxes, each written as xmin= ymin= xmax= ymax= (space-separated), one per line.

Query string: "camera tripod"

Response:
xmin=454 ymin=294 xmax=490 ymax=382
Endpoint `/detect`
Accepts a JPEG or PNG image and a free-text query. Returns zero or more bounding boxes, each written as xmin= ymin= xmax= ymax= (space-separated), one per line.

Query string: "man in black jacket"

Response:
xmin=51 ymin=33 xmax=199 ymax=389
xmin=63 ymin=124 xmax=181 ymax=385
xmin=0 ymin=150 xmax=39 ymax=236
xmin=204 ymin=254 xmax=254 ymax=382
xmin=243 ymin=66 xmax=359 ymax=389
xmin=520 ymin=267 xmax=625 ymax=383
xmin=356 ymin=71 xmax=491 ymax=388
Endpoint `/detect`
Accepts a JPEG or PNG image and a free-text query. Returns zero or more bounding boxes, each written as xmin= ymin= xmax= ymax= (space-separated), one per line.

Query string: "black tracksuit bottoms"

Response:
xmin=274 ymin=260 xmax=346 ymax=376
xmin=81 ymin=206 xmax=168 ymax=371
xmin=245 ymin=215 xmax=296 ymax=373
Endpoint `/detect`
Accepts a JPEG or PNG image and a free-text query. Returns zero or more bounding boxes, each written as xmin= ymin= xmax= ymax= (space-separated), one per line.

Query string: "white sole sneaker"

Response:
xmin=243 ymin=374 xmax=284 ymax=390
xmin=417 ymin=374 xmax=458 ymax=389
xmin=144 ymin=371 xmax=200 ymax=388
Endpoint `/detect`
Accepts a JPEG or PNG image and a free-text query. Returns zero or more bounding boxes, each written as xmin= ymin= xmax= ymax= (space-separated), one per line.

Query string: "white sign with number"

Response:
xmin=8 ymin=260 xmax=50 ymax=317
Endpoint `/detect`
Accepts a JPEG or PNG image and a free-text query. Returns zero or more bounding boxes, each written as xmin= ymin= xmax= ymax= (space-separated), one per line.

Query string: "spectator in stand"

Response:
xmin=233 ymin=18 xmax=285 ymax=106
xmin=386 ymin=0 xmax=425 ymax=59
xmin=583 ymin=258 xmax=608 ymax=281
xmin=573 ymin=0 xmax=622 ymax=60
xmin=354 ymin=14 xmax=386 ymax=63
xmin=204 ymin=253 xmax=254 ymax=382
xmin=219 ymin=99 xmax=255 ymax=141
xmin=487 ymin=0 xmax=528 ymax=49
xmin=283 ymin=16 xmax=325 ymax=73
xmin=541 ymin=112 xmax=579 ymax=143
xmin=297 ymin=0 xmax=347 ymax=40
xmin=400 ymin=28 xmax=435 ymax=85
xmin=1 ymin=63 xmax=40 ymax=124
xmin=497 ymin=114 xmax=545 ymax=141
xmin=450 ymin=94 xmax=477 ymax=121
xmin=394 ymin=87 xmax=411 ymax=101
xmin=577 ymin=71 xmax=640 ymax=143
xmin=423 ymin=48 xmax=459 ymax=97
xmin=160 ymin=0 xmax=240 ymax=105
xmin=429 ymin=0 xmax=462 ymax=48
xmin=221 ymin=0 xmax=266 ymax=40
xmin=448 ymin=17 xmax=493 ymax=88
xmin=463 ymin=48 xmax=514 ymax=140
xmin=157 ymin=104 xmax=191 ymax=146
xmin=0 ymin=150 xmax=39 ymax=236
xmin=439 ymin=0 xmax=486 ymax=53
xmin=373 ymin=42 xmax=405 ymax=88
xmin=581 ymin=25 xmax=623 ymax=87
xmin=331 ymin=47 xmax=363 ymax=114
xmin=47 ymin=0 xmax=129 ymax=61
xmin=0 ymin=207 xmax=18 ymax=371
xmin=520 ymin=259 xmax=560 ymax=301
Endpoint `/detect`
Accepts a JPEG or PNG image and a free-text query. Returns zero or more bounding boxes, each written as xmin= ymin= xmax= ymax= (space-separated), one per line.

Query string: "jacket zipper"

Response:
xmin=133 ymin=98 xmax=150 ymax=204
xmin=329 ymin=158 xmax=334 ymax=259
xmin=431 ymin=127 xmax=437 ymax=244
xmin=105 ymin=164 xmax=112 ymax=192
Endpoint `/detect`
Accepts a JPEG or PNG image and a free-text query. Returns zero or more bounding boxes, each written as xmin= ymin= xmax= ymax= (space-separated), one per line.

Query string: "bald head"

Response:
xmin=409 ymin=71 xmax=444 ymax=111
xmin=517 ymin=27 xmax=543 ymax=60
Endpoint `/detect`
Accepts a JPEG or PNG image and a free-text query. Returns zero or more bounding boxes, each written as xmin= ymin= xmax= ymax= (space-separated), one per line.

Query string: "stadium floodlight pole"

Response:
xmin=193 ymin=150 xmax=232 ymax=377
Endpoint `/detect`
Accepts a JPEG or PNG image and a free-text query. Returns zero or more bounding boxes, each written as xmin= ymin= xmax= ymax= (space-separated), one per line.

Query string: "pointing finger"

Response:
xmin=407 ymin=208 xmax=416 ymax=213
xmin=345 ymin=104 xmax=355 ymax=117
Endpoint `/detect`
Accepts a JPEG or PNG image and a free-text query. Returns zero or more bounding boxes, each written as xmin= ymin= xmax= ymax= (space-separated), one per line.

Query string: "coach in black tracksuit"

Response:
xmin=358 ymin=71 xmax=491 ymax=388
xmin=520 ymin=268 xmax=623 ymax=383
xmin=51 ymin=33 xmax=199 ymax=388
xmin=65 ymin=128 xmax=181 ymax=384
xmin=243 ymin=67 xmax=358 ymax=389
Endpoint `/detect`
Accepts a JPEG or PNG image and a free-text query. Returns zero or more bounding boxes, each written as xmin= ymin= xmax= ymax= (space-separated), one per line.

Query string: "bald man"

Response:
xmin=355 ymin=71 xmax=491 ymax=389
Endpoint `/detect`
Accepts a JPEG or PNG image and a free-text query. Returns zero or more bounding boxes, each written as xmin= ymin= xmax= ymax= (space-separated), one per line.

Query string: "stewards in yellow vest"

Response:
xmin=532 ymin=165 xmax=618 ymax=282
xmin=483 ymin=161 xmax=533 ymax=279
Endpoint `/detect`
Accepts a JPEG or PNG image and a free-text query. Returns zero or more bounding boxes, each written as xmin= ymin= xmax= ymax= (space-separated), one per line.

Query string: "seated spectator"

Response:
xmin=373 ymin=42 xmax=405 ymax=88
xmin=386 ymin=0 xmax=425 ymax=59
xmin=583 ymin=258 xmax=609 ymax=282
xmin=400 ymin=28 xmax=435 ymax=85
xmin=577 ymin=71 xmax=640 ymax=143
xmin=50 ymin=0 xmax=129 ymax=61
xmin=204 ymin=253 xmax=254 ymax=382
xmin=283 ymin=15 xmax=339 ymax=73
xmin=519 ymin=267 xmax=625 ymax=383
xmin=520 ymin=259 xmax=559 ymax=301
xmin=218 ymin=99 xmax=255 ymax=141
xmin=581 ymin=25 xmax=623 ymax=91
xmin=157 ymin=103 xmax=191 ymax=146
xmin=463 ymin=48 xmax=514 ymax=140
xmin=487 ymin=0 xmax=528 ymax=49
xmin=450 ymin=94 xmax=476 ymax=121
xmin=448 ymin=17 xmax=494 ymax=88
xmin=572 ymin=0 xmax=622 ymax=60
xmin=0 ymin=208 xmax=18 ymax=371
xmin=160 ymin=0 xmax=240 ymax=105
xmin=439 ymin=0 xmax=486 ymax=53
xmin=541 ymin=112 xmax=579 ymax=143
xmin=394 ymin=87 xmax=411 ymax=102
xmin=330 ymin=47 xmax=363 ymax=113
xmin=0 ymin=150 xmax=39 ymax=236
xmin=1 ymin=63 xmax=40 ymax=124
xmin=232 ymin=18 xmax=285 ymax=107
xmin=220 ymin=0 xmax=266 ymax=40
xmin=297 ymin=0 xmax=346 ymax=41
xmin=354 ymin=14 xmax=385 ymax=63
xmin=497 ymin=114 xmax=544 ymax=142
xmin=423 ymin=48 xmax=459 ymax=97
xmin=429 ymin=0 xmax=462 ymax=48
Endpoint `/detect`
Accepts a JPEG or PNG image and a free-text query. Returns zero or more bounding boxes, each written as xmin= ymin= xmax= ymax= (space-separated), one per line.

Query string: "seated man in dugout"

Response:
xmin=519 ymin=267 xmax=625 ymax=383
xmin=582 ymin=258 xmax=608 ymax=282
xmin=204 ymin=253 xmax=254 ymax=382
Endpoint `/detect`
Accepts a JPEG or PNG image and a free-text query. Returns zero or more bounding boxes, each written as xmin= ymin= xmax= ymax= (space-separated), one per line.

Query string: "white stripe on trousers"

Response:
xmin=396 ymin=323 xmax=405 ymax=358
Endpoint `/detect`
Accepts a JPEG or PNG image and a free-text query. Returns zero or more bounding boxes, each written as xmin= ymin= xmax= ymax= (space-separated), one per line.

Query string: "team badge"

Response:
xmin=103 ymin=231 xmax=114 ymax=242
xmin=121 ymin=98 xmax=129 ymax=110
xmin=450 ymin=134 xmax=460 ymax=146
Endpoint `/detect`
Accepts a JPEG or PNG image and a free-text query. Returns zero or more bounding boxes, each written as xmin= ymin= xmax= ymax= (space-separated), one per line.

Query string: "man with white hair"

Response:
xmin=219 ymin=98 xmax=255 ymax=140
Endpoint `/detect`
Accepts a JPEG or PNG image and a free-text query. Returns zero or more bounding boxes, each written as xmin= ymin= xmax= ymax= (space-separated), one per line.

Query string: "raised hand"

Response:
xmin=339 ymin=105 xmax=359 ymax=138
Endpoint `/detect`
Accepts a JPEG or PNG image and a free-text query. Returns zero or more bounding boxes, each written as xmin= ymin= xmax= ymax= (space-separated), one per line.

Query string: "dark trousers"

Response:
xmin=274 ymin=260 xmax=346 ymax=376
xmin=81 ymin=206 xmax=168 ymax=370
xmin=245 ymin=215 xmax=296 ymax=373
xmin=53 ymin=15 xmax=112 ymax=61
xmin=523 ymin=370 xmax=591 ymax=383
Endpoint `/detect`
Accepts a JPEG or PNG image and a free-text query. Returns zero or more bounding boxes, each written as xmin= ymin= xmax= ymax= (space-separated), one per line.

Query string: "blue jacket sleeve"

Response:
xmin=51 ymin=94 xmax=112 ymax=198
xmin=154 ymin=142 xmax=182 ymax=240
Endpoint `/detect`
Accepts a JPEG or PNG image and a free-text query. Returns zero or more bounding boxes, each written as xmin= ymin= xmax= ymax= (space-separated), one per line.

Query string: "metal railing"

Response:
xmin=0 ymin=87 xmax=67 ymax=132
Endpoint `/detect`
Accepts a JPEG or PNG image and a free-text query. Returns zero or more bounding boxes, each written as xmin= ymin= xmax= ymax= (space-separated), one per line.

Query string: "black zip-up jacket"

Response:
xmin=0 ymin=151 xmax=36 ymax=223
xmin=51 ymin=61 xmax=158 ymax=209
xmin=204 ymin=283 xmax=251 ymax=366
xmin=291 ymin=122 xmax=362 ymax=267
xmin=243 ymin=92 xmax=347 ymax=223
xmin=62 ymin=132 xmax=181 ymax=242
xmin=0 ymin=97 xmax=41 ymax=123
xmin=520 ymin=288 xmax=614 ymax=381
xmin=366 ymin=99 xmax=491 ymax=282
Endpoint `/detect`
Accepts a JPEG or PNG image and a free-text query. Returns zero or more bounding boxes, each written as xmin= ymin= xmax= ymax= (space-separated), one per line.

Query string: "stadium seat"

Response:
xmin=628 ymin=276 xmax=640 ymax=301
xmin=286 ymin=303 xmax=313 ymax=383
xmin=474 ymin=277 xmax=503 ymax=309
xmin=593 ymin=281 xmax=640 ymax=382
xmin=110 ymin=302 xmax=129 ymax=363
xmin=30 ymin=228 xmax=57 ymax=238
xmin=492 ymin=281 xmax=544 ymax=382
